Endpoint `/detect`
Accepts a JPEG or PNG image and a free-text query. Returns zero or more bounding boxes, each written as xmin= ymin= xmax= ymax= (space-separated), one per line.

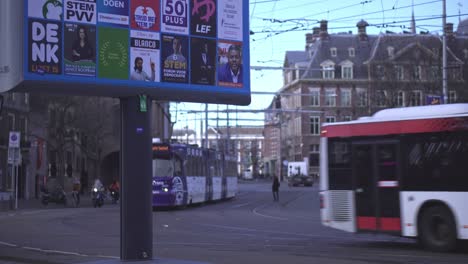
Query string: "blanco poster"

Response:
xmin=217 ymin=0 xmax=242 ymax=41
xmin=28 ymin=0 xmax=63 ymax=20
xmin=64 ymin=0 xmax=97 ymax=24
xmin=130 ymin=30 xmax=161 ymax=82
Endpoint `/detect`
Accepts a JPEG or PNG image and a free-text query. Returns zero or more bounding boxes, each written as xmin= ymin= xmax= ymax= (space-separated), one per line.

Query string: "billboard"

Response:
xmin=0 ymin=0 xmax=250 ymax=105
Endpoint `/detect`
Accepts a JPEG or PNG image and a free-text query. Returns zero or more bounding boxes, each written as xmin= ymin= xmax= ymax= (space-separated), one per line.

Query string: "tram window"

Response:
xmin=174 ymin=159 xmax=183 ymax=176
xmin=328 ymin=140 xmax=352 ymax=190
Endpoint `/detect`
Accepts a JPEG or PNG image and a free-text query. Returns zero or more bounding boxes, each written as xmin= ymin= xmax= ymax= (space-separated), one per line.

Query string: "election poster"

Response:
xmin=28 ymin=0 xmax=63 ymax=21
xmin=98 ymin=0 xmax=129 ymax=27
xmin=190 ymin=0 xmax=216 ymax=38
xmin=217 ymin=41 xmax=243 ymax=88
xmin=218 ymin=0 xmax=242 ymax=41
xmin=64 ymin=24 xmax=96 ymax=76
xmin=130 ymin=30 xmax=161 ymax=82
xmin=190 ymin=38 xmax=216 ymax=85
xmin=130 ymin=0 xmax=160 ymax=31
xmin=161 ymin=0 xmax=189 ymax=35
xmin=161 ymin=35 xmax=188 ymax=83
xmin=28 ymin=19 xmax=62 ymax=75
xmin=98 ymin=27 xmax=129 ymax=79
xmin=64 ymin=0 xmax=97 ymax=25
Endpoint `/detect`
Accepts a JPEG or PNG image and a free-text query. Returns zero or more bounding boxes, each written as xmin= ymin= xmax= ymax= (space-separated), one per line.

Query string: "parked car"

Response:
xmin=288 ymin=174 xmax=314 ymax=187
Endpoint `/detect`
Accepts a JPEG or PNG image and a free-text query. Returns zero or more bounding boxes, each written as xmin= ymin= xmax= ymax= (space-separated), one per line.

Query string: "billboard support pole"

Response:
xmin=120 ymin=96 xmax=153 ymax=261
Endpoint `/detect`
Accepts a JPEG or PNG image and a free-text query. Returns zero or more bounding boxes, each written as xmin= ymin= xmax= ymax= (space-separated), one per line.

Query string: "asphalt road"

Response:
xmin=0 ymin=180 xmax=467 ymax=264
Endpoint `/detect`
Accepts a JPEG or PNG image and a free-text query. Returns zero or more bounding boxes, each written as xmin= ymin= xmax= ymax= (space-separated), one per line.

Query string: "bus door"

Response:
xmin=353 ymin=142 xmax=401 ymax=233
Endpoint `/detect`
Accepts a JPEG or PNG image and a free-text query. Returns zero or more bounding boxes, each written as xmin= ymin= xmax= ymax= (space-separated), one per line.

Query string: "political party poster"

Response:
xmin=130 ymin=30 xmax=161 ymax=82
xmin=98 ymin=27 xmax=129 ymax=79
xmin=28 ymin=0 xmax=63 ymax=21
xmin=98 ymin=0 xmax=129 ymax=27
xmin=28 ymin=19 xmax=62 ymax=75
xmin=130 ymin=0 xmax=160 ymax=31
xmin=190 ymin=0 xmax=216 ymax=37
xmin=218 ymin=0 xmax=242 ymax=41
xmin=190 ymin=38 xmax=216 ymax=85
xmin=217 ymin=41 xmax=243 ymax=88
xmin=161 ymin=0 xmax=189 ymax=35
xmin=64 ymin=24 xmax=96 ymax=76
xmin=161 ymin=35 xmax=188 ymax=83
xmin=64 ymin=0 xmax=97 ymax=24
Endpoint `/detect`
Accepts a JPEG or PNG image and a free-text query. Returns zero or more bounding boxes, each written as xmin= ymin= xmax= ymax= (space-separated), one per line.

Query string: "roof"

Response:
xmin=284 ymin=51 xmax=308 ymax=67
xmin=457 ymin=18 xmax=468 ymax=36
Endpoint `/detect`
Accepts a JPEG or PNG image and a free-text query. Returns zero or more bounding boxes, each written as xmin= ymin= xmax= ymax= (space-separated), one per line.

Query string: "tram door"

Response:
xmin=353 ymin=142 xmax=401 ymax=233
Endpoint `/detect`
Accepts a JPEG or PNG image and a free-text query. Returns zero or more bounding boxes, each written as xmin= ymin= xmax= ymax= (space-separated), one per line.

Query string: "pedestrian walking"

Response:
xmin=272 ymin=176 xmax=280 ymax=201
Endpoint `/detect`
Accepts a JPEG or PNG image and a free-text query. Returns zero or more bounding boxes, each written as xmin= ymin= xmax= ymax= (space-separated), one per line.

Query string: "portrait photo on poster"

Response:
xmin=190 ymin=38 xmax=216 ymax=85
xmin=130 ymin=30 xmax=161 ymax=82
xmin=64 ymin=24 xmax=96 ymax=76
xmin=217 ymin=41 xmax=243 ymax=88
xmin=161 ymin=34 xmax=188 ymax=83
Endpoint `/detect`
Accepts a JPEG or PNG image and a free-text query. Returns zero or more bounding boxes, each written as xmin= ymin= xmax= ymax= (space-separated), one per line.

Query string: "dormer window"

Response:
xmin=340 ymin=60 xmax=354 ymax=79
xmin=321 ymin=60 xmax=335 ymax=79
xmin=464 ymin=49 xmax=468 ymax=59
xmin=330 ymin=47 xmax=337 ymax=57
xmin=348 ymin=48 xmax=355 ymax=57
xmin=387 ymin=46 xmax=395 ymax=57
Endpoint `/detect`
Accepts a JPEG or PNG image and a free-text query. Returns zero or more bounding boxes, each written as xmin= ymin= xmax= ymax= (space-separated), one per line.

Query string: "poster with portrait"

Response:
xmin=190 ymin=38 xmax=216 ymax=85
xmin=218 ymin=0 xmax=242 ymax=41
xmin=130 ymin=0 xmax=160 ymax=31
xmin=28 ymin=0 xmax=63 ymax=20
xmin=190 ymin=0 xmax=216 ymax=38
xmin=64 ymin=0 xmax=97 ymax=25
xmin=98 ymin=27 xmax=129 ymax=79
xmin=161 ymin=0 xmax=189 ymax=35
xmin=28 ymin=19 xmax=62 ymax=75
xmin=217 ymin=41 xmax=242 ymax=88
xmin=130 ymin=30 xmax=160 ymax=82
xmin=64 ymin=24 xmax=96 ymax=76
xmin=98 ymin=0 xmax=129 ymax=27
xmin=161 ymin=34 xmax=188 ymax=83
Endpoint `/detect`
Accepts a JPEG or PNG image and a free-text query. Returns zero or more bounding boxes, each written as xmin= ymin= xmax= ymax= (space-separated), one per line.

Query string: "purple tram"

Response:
xmin=152 ymin=143 xmax=238 ymax=207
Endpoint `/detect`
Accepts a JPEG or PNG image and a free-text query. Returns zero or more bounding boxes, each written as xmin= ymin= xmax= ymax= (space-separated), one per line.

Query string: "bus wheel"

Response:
xmin=418 ymin=205 xmax=457 ymax=252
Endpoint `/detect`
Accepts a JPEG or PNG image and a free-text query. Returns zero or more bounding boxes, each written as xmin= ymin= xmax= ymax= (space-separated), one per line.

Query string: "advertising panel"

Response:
xmin=4 ymin=0 xmax=251 ymax=104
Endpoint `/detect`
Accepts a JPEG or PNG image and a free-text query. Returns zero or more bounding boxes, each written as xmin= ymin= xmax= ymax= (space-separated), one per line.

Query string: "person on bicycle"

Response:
xmin=72 ymin=177 xmax=81 ymax=206
xmin=109 ymin=179 xmax=120 ymax=203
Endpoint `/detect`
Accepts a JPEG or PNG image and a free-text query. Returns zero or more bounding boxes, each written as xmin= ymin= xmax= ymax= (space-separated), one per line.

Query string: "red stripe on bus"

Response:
xmin=324 ymin=117 xmax=468 ymax=138
xmin=357 ymin=217 xmax=401 ymax=231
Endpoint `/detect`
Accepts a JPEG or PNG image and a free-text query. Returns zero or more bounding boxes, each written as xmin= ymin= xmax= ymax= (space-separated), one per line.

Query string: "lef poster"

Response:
xmin=218 ymin=0 xmax=242 ymax=41
xmin=98 ymin=27 xmax=129 ymax=79
xmin=190 ymin=0 xmax=216 ymax=38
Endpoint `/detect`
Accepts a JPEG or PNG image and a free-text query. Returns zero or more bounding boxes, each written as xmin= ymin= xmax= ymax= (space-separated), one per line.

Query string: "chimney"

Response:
xmin=445 ymin=23 xmax=454 ymax=38
xmin=356 ymin=19 xmax=369 ymax=41
xmin=319 ymin=20 xmax=328 ymax=39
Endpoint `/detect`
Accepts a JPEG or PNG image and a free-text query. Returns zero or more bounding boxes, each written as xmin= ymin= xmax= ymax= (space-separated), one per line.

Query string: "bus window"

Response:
xmin=153 ymin=158 xmax=174 ymax=177
xmin=328 ymin=140 xmax=352 ymax=190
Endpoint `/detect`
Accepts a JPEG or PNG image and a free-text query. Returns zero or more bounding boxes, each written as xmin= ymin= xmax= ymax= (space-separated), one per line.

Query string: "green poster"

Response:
xmin=98 ymin=27 xmax=129 ymax=79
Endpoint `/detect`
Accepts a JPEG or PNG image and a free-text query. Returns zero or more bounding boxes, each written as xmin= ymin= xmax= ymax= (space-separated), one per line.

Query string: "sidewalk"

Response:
xmin=0 ymin=193 xmax=101 ymax=212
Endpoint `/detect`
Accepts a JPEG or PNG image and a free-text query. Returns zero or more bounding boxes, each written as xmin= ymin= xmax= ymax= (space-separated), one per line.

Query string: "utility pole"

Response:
xmin=204 ymin=103 xmax=208 ymax=148
xmin=442 ymin=0 xmax=448 ymax=104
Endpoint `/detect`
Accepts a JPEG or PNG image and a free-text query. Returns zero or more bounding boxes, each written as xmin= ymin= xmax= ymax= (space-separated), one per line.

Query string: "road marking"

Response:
xmin=252 ymin=204 xmax=288 ymax=220
xmin=0 ymin=241 xmax=17 ymax=247
xmin=230 ymin=202 xmax=252 ymax=208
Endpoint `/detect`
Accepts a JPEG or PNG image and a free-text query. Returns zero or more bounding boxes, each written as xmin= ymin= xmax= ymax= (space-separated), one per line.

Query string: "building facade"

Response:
xmin=264 ymin=19 xmax=468 ymax=179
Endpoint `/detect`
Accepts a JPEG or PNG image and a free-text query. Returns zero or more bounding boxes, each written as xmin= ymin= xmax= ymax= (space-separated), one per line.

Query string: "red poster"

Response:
xmin=130 ymin=0 xmax=160 ymax=31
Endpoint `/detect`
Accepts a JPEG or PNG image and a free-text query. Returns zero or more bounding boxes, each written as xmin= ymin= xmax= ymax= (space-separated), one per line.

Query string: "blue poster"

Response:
xmin=98 ymin=0 xmax=129 ymax=26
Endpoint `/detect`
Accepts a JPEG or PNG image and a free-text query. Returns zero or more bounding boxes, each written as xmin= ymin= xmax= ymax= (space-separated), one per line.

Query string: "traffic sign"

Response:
xmin=9 ymin=131 xmax=21 ymax=148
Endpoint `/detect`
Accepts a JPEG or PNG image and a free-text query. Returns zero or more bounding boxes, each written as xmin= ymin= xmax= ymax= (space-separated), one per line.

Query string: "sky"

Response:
xmin=171 ymin=0 xmax=468 ymax=135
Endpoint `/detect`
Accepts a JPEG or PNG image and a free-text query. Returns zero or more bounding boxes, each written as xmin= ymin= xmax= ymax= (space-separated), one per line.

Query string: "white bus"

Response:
xmin=320 ymin=104 xmax=468 ymax=252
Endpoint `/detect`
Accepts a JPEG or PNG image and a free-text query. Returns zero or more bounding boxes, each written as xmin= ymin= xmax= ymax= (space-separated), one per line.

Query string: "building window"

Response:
xmin=409 ymin=91 xmax=422 ymax=106
xmin=342 ymin=66 xmax=353 ymax=79
xmin=430 ymin=66 xmax=440 ymax=80
xmin=449 ymin=68 xmax=462 ymax=81
xmin=8 ymin=113 xmax=15 ymax=131
xmin=396 ymin=91 xmax=405 ymax=106
xmin=310 ymin=89 xmax=320 ymax=106
xmin=310 ymin=116 xmax=320 ymax=135
xmin=342 ymin=116 xmax=352 ymax=121
xmin=340 ymin=89 xmax=351 ymax=107
xmin=387 ymin=46 xmax=395 ymax=57
xmin=18 ymin=117 xmax=27 ymax=141
xmin=449 ymin=90 xmax=457 ymax=103
xmin=395 ymin=65 xmax=404 ymax=80
xmin=24 ymin=93 xmax=29 ymax=105
xmin=375 ymin=65 xmax=385 ymax=80
xmin=325 ymin=89 xmax=336 ymax=107
xmin=356 ymin=89 xmax=367 ymax=107
xmin=464 ymin=49 xmax=468 ymax=59
xmin=348 ymin=48 xmax=355 ymax=57
xmin=323 ymin=67 xmax=335 ymax=79
xmin=330 ymin=47 xmax=337 ymax=57
xmin=309 ymin=144 xmax=319 ymax=167
xmin=325 ymin=116 xmax=336 ymax=123
xmin=413 ymin=65 xmax=422 ymax=80
xmin=376 ymin=90 xmax=387 ymax=107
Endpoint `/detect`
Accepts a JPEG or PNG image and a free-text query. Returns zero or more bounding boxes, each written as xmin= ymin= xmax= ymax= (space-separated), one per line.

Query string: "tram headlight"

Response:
xmin=163 ymin=187 xmax=169 ymax=192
